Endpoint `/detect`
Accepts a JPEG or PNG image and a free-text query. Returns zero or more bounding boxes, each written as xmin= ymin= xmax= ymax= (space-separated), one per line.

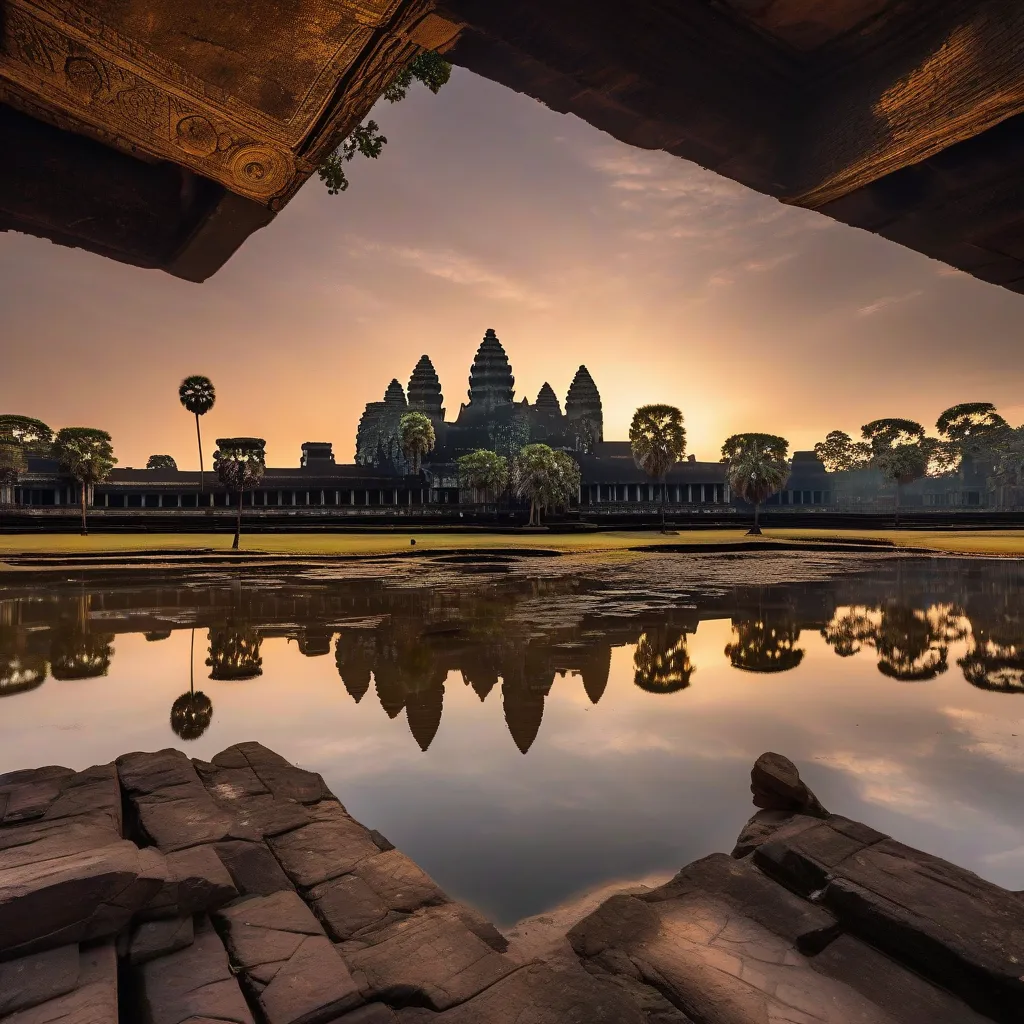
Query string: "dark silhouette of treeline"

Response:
xmin=2 ymin=560 xmax=1021 ymax=749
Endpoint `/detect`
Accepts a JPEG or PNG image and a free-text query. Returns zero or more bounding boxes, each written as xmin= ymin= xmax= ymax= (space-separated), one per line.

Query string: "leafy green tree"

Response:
xmin=319 ymin=51 xmax=452 ymax=194
xmin=633 ymin=629 xmax=694 ymax=693
xmin=813 ymin=430 xmax=872 ymax=473
xmin=722 ymin=433 xmax=789 ymax=535
xmin=0 ymin=415 xmax=53 ymax=455
xmin=989 ymin=426 xmax=1024 ymax=507
xmin=629 ymin=404 xmax=686 ymax=530
xmin=146 ymin=454 xmax=177 ymax=471
xmin=511 ymin=444 xmax=580 ymax=526
xmin=52 ymin=427 xmax=116 ymax=536
xmin=213 ymin=437 xmax=266 ymax=550
xmin=457 ymin=449 xmax=510 ymax=504
xmin=936 ymin=403 xmax=1009 ymax=466
xmin=399 ymin=411 xmax=436 ymax=475
xmin=0 ymin=438 xmax=27 ymax=505
xmin=861 ymin=418 xmax=927 ymax=525
xmin=178 ymin=375 xmax=216 ymax=494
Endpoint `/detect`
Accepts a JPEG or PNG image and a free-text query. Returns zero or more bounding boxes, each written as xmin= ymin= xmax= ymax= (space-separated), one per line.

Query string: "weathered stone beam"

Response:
xmin=789 ymin=1 xmax=1024 ymax=207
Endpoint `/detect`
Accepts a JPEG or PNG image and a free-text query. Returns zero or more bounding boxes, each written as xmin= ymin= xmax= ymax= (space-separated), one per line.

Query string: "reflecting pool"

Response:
xmin=1 ymin=553 xmax=1022 ymax=924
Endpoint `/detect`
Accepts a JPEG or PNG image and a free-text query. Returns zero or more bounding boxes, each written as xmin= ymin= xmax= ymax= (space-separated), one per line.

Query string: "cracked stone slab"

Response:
xmin=214 ymin=891 xmax=361 ymax=1024
xmin=350 ymin=850 xmax=447 ymax=914
xmin=0 ymin=841 xmax=166 ymax=959
xmin=130 ymin=917 xmax=194 ymax=966
xmin=0 ymin=944 xmax=79 ymax=1016
xmin=394 ymin=961 xmax=647 ymax=1023
xmin=267 ymin=816 xmax=379 ymax=890
xmin=343 ymin=904 xmax=519 ymax=1011
xmin=136 ymin=916 xmax=254 ymax=1024
xmin=308 ymin=874 xmax=389 ymax=942
xmin=213 ymin=840 xmax=294 ymax=896
xmin=570 ymin=892 xmax=899 ymax=1024
xmin=210 ymin=743 xmax=328 ymax=805
xmin=2 ymin=941 xmax=117 ymax=1024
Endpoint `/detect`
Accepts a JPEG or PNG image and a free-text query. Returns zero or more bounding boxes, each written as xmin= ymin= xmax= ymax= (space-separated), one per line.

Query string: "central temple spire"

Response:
xmin=467 ymin=329 xmax=515 ymax=409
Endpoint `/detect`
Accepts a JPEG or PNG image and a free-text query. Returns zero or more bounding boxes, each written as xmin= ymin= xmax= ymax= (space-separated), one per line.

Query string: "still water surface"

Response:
xmin=2 ymin=553 xmax=1022 ymax=924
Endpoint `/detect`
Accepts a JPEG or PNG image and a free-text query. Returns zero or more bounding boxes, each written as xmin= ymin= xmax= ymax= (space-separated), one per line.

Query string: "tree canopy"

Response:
xmin=935 ymin=402 xmax=1009 ymax=447
xmin=178 ymin=376 xmax=216 ymax=416
xmin=53 ymin=428 xmax=117 ymax=484
xmin=813 ymin=430 xmax=872 ymax=473
xmin=511 ymin=444 xmax=580 ymax=526
xmin=629 ymin=405 xmax=686 ymax=480
xmin=722 ymin=433 xmax=789 ymax=534
xmin=398 ymin=412 xmax=436 ymax=475
xmin=0 ymin=415 xmax=53 ymax=455
xmin=0 ymin=440 xmax=28 ymax=496
xmin=213 ymin=438 xmax=266 ymax=493
xmin=860 ymin=418 xmax=925 ymax=455
xmin=721 ymin=432 xmax=788 ymax=464
xmin=318 ymin=51 xmax=452 ymax=195
xmin=146 ymin=454 xmax=178 ymax=471
xmin=457 ymin=449 xmax=509 ymax=500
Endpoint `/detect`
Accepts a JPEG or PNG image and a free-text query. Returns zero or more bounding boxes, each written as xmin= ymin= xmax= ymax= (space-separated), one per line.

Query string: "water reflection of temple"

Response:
xmin=2 ymin=558 xmax=1023 ymax=751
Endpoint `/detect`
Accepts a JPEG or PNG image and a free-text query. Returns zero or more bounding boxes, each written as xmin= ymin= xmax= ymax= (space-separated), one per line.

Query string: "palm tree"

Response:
xmin=721 ymin=433 xmax=789 ymax=535
xmin=179 ymin=376 xmax=216 ymax=494
xmin=206 ymin=624 xmax=264 ymax=680
xmin=213 ymin=437 xmax=266 ymax=549
xmin=52 ymin=428 xmax=117 ymax=535
xmin=511 ymin=444 xmax=580 ymax=526
xmin=457 ymin=449 xmax=510 ymax=505
xmin=171 ymin=629 xmax=214 ymax=740
xmin=398 ymin=412 xmax=436 ymax=475
xmin=629 ymin=404 xmax=686 ymax=530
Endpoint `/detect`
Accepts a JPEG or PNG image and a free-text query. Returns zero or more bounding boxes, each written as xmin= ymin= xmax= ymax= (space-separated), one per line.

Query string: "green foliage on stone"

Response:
xmin=512 ymin=443 xmax=580 ymax=526
xmin=319 ymin=51 xmax=452 ymax=195
xmin=399 ymin=411 xmax=436 ymax=475
xmin=457 ymin=449 xmax=509 ymax=502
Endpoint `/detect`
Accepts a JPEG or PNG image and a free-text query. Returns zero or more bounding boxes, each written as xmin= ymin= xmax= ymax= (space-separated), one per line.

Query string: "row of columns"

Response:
xmin=586 ymin=482 xmax=727 ymax=504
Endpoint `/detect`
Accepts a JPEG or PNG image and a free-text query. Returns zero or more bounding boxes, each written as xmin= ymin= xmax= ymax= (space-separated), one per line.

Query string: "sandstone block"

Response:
xmin=136 ymin=916 xmax=254 ymax=1024
xmin=214 ymin=840 xmax=294 ymax=896
xmin=750 ymin=751 xmax=829 ymax=817
xmin=2 ymin=941 xmax=117 ymax=1024
xmin=332 ymin=1006 xmax=399 ymax=1023
xmin=214 ymin=891 xmax=361 ymax=1024
xmin=166 ymin=845 xmax=238 ymax=914
xmin=0 ymin=944 xmax=79 ymax=1016
xmin=308 ymin=875 xmax=388 ymax=942
xmin=351 ymin=850 xmax=445 ymax=913
xmin=129 ymin=917 xmax=194 ymax=966
xmin=344 ymin=905 xmax=518 ymax=1011
xmin=211 ymin=743 xmax=328 ymax=804
xmin=267 ymin=819 xmax=379 ymax=890
xmin=731 ymin=808 xmax=820 ymax=859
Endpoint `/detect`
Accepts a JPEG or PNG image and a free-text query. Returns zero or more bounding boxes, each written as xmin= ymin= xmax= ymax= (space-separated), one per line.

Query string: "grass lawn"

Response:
xmin=0 ymin=527 xmax=1022 ymax=558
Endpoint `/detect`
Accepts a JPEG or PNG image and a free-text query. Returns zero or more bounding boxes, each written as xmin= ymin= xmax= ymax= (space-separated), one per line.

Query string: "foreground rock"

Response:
xmin=0 ymin=745 xmax=1017 ymax=1023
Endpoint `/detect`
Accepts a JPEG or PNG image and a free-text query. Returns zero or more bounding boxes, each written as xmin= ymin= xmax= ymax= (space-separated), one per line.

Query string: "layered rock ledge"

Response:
xmin=0 ymin=745 xmax=1019 ymax=1023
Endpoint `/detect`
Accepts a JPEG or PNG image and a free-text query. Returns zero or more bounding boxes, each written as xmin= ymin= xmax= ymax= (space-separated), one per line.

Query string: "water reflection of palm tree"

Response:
xmin=634 ymin=629 xmax=694 ymax=693
xmin=206 ymin=624 xmax=263 ymax=680
xmin=958 ymin=599 xmax=1024 ymax=693
xmin=0 ymin=622 xmax=48 ymax=697
xmin=874 ymin=605 xmax=949 ymax=681
xmin=171 ymin=629 xmax=213 ymax=741
xmin=726 ymin=612 xmax=804 ymax=673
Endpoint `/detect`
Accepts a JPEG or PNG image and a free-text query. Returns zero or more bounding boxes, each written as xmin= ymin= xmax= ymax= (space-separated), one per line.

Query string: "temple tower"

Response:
xmin=407 ymin=355 xmax=445 ymax=421
xmin=467 ymin=329 xmax=515 ymax=410
xmin=355 ymin=379 xmax=408 ymax=467
xmin=565 ymin=365 xmax=604 ymax=450
xmin=535 ymin=382 xmax=562 ymax=416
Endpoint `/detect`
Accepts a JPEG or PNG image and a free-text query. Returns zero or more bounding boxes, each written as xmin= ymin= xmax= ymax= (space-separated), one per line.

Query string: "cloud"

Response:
xmin=347 ymin=238 xmax=551 ymax=310
xmin=856 ymin=290 xmax=924 ymax=317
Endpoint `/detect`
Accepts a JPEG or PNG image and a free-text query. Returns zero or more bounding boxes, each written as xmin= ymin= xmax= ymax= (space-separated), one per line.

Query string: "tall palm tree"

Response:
xmin=629 ymin=404 xmax=686 ymax=531
xmin=213 ymin=437 xmax=266 ymax=550
xmin=179 ymin=376 xmax=216 ymax=494
xmin=52 ymin=427 xmax=117 ymax=535
xmin=633 ymin=629 xmax=694 ymax=693
xmin=399 ymin=411 xmax=436 ymax=475
xmin=722 ymin=433 xmax=789 ymax=535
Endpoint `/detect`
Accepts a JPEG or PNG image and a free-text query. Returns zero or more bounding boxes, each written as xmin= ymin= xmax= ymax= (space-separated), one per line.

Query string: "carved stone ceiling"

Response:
xmin=719 ymin=0 xmax=900 ymax=50
xmin=0 ymin=0 xmax=457 ymax=208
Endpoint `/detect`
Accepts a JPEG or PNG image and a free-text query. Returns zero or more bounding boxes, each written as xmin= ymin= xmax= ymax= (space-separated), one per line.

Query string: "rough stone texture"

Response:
xmin=0 ymin=944 xmax=79 ymax=1016
xmin=334 ymin=1007 xmax=399 ymax=1024
xmin=213 ymin=840 xmax=294 ymax=897
xmin=344 ymin=904 xmax=519 ymax=1011
xmin=812 ymin=934 xmax=993 ymax=1024
xmin=214 ymin=891 xmax=361 ymax=1024
xmin=308 ymin=875 xmax=388 ymax=943
xmin=1 ymin=941 xmax=117 ymax=1024
xmin=166 ymin=845 xmax=238 ymax=915
xmin=210 ymin=742 xmax=328 ymax=805
xmin=349 ymin=851 xmax=447 ymax=914
xmin=644 ymin=852 xmax=840 ymax=954
xmin=0 ymin=840 xmax=166 ymax=959
xmin=267 ymin=812 xmax=380 ymax=890
xmin=396 ymin=961 xmax=647 ymax=1023
xmin=136 ymin=916 xmax=254 ymax=1024
xmin=129 ymin=917 xmax=194 ymax=966
xmin=750 ymin=751 xmax=829 ymax=817
xmin=731 ymin=808 xmax=820 ymax=858
xmin=117 ymin=750 xmax=235 ymax=853
xmin=570 ymin=891 xmax=897 ymax=1024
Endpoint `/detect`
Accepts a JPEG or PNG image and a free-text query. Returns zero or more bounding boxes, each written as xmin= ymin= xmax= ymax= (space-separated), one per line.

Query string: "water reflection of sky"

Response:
xmin=1 ymin=564 xmax=1022 ymax=925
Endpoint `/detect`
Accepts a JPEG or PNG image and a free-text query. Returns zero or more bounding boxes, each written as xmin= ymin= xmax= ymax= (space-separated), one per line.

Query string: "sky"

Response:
xmin=2 ymin=67 xmax=1024 ymax=470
